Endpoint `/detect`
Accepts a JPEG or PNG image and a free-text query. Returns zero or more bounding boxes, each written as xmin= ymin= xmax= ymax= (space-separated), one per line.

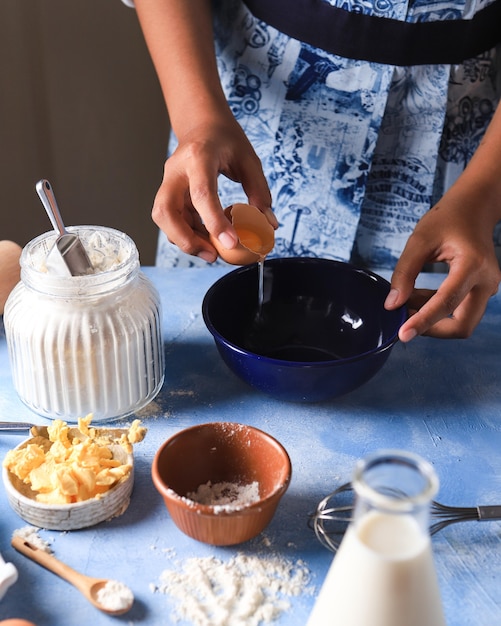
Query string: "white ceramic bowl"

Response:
xmin=2 ymin=439 xmax=134 ymax=531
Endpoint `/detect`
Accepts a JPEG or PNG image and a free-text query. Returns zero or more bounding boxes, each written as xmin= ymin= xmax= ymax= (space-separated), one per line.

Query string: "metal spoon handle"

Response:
xmin=477 ymin=505 xmax=501 ymax=521
xmin=0 ymin=421 xmax=36 ymax=433
xmin=36 ymin=179 xmax=67 ymax=235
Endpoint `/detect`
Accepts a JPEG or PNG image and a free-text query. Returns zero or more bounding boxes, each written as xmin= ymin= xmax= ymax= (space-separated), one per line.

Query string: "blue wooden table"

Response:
xmin=0 ymin=266 xmax=500 ymax=625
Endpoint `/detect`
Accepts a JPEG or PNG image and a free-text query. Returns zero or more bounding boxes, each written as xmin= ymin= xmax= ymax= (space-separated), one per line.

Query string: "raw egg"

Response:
xmin=210 ymin=203 xmax=275 ymax=265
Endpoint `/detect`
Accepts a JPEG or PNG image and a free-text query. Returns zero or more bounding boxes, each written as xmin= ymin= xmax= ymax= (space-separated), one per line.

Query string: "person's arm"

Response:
xmin=385 ymin=102 xmax=501 ymax=340
xmin=134 ymin=0 xmax=276 ymax=262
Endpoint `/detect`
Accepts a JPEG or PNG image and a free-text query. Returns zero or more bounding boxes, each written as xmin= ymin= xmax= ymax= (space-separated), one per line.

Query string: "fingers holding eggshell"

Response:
xmin=210 ymin=204 xmax=275 ymax=265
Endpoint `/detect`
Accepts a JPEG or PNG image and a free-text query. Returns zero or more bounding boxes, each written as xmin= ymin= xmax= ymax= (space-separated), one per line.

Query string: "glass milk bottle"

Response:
xmin=307 ymin=450 xmax=446 ymax=626
xmin=4 ymin=226 xmax=165 ymax=422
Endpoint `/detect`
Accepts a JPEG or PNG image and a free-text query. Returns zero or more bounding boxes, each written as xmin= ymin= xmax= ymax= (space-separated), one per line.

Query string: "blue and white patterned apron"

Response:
xmin=156 ymin=0 xmax=501 ymax=268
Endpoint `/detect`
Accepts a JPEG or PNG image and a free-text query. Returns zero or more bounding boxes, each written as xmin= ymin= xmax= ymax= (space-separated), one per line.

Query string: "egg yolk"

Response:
xmin=235 ymin=227 xmax=263 ymax=253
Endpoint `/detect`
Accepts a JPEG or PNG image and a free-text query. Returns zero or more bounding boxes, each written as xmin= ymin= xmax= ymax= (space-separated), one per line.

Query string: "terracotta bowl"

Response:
xmin=151 ymin=422 xmax=291 ymax=545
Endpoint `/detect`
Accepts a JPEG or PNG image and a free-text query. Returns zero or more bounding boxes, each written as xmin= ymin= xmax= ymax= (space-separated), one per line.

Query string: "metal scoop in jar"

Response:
xmin=36 ymin=179 xmax=93 ymax=276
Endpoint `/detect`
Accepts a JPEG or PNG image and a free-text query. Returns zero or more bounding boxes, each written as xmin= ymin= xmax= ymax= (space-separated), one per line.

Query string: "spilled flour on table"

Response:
xmin=12 ymin=526 xmax=53 ymax=554
xmin=151 ymin=552 xmax=312 ymax=625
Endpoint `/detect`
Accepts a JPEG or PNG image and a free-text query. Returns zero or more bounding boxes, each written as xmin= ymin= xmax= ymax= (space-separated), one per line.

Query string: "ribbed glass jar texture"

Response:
xmin=4 ymin=226 xmax=165 ymax=422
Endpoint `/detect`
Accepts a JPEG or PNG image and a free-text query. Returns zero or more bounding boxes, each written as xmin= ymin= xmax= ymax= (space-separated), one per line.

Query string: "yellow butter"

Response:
xmin=3 ymin=415 xmax=145 ymax=504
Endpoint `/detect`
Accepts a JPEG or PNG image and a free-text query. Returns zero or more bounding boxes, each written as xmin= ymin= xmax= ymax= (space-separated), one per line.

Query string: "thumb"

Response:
xmin=384 ymin=267 xmax=416 ymax=310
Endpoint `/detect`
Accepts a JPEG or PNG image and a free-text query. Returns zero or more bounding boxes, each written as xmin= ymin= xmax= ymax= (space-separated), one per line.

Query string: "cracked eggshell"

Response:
xmin=210 ymin=204 xmax=275 ymax=265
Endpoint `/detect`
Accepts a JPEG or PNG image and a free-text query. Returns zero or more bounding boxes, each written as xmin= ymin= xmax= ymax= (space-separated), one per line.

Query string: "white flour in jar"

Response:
xmin=7 ymin=225 xmax=165 ymax=422
xmin=152 ymin=552 xmax=312 ymax=625
xmin=84 ymin=231 xmax=127 ymax=272
xmin=38 ymin=229 xmax=126 ymax=275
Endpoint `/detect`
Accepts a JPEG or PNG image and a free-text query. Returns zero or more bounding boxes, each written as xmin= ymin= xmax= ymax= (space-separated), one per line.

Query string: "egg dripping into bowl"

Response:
xmin=210 ymin=203 xmax=275 ymax=266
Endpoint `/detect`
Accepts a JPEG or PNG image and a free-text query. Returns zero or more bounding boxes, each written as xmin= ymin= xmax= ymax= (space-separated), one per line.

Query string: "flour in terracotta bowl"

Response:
xmin=187 ymin=480 xmax=260 ymax=513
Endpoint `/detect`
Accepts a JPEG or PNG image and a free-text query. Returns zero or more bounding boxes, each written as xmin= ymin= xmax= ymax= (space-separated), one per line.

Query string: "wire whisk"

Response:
xmin=309 ymin=482 xmax=501 ymax=552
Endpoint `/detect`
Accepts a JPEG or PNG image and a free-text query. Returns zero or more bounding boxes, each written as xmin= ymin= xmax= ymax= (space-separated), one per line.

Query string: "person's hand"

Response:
xmin=384 ymin=192 xmax=501 ymax=341
xmin=151 ymin=117 xmax=278 ymax=263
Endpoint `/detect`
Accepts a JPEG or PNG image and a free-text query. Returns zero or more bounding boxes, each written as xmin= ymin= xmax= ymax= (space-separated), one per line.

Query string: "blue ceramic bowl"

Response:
xmin=202 ymin=258 xmax=406 ymax=402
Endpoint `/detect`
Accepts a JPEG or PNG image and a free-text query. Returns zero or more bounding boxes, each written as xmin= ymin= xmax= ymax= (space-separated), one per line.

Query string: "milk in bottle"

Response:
xmin=307 ymin=450 xmax=446 ymax=626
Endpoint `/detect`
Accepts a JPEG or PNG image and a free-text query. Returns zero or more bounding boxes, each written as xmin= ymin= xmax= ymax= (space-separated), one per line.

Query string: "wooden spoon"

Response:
xmin=0 ymin=240 xmax=21 ymax=314
xmin=11 ymin=536 xmax=133 ymax=615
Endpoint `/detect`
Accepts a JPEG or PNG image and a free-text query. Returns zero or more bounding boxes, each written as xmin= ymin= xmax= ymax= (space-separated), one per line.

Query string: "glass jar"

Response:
xmin=307 ymin=450 xmax=446 ymax=626
xmin=4 ymin=226 xmax=164 ymax=422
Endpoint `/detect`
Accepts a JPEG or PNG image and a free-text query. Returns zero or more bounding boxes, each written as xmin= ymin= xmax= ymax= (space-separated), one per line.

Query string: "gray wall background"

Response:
xmin=0 ymin=0 xmax=169 ymax=265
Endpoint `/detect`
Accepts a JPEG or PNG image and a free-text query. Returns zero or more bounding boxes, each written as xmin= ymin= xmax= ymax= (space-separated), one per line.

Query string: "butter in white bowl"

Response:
xmin=2 ymin=415 xmax=146 ymax=530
